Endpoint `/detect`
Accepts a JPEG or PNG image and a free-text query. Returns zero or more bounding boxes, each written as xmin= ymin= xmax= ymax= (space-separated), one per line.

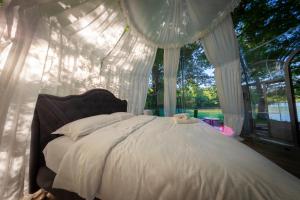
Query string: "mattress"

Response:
xmin=43 ymin=136 xmax=74 ymax=173
xmin=51 ymin=115 xmax=300 ymax=200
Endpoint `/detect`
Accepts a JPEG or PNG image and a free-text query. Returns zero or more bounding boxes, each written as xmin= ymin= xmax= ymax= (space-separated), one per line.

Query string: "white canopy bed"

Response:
xmin=0 ymin=0 xmax=299 ymax=200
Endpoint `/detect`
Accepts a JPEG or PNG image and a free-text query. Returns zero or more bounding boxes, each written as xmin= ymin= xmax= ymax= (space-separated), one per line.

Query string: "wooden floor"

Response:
xmin=243 ymin=137 xmax=300 ymax=178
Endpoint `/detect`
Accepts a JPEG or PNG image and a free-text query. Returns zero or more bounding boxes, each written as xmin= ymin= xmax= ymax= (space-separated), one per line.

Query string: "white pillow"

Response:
xmin=110 ymin=112 xmax=135 ymax=120
xmin=52 ymin=112 xmax=134 ymax=141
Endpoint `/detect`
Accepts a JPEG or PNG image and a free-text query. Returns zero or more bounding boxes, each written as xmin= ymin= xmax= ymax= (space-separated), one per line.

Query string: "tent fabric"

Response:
xmin=99 ymin=30 xmax=157 ymax=114
xmin=201 ymin=16 xmax=244 ymax=135
xmin=121 ymin=0 xmax=241 ymax=48
xmin=0 ymin=4 xmax=41 ymax=200
xmin=0 ymin=0 xmax=242 ymax=199
xmin=0 ymin=1 xmax=156 ymax=199
xmin=163 ymin=47 xmax=180 ymax=116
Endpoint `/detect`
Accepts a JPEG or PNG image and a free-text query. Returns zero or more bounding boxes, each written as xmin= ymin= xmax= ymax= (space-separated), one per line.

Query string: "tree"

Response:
xmin=233 ymin=0 xmax=299 ymax=84
xmin=232 ymin=0 xmax=300 ymax=120
xmin=146 ymin=44 xmax=214 ymax=111
xmin=177 ymin=43 xmax=214 ymax=109
xmin=233 ymin=0 xmax=300 ymax=63
xmin=178 ymin=43 xmax=212 ymax=87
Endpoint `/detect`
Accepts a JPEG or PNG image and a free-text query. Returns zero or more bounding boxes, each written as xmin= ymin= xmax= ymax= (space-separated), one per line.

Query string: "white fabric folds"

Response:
xmin=163 ymin=48 xmax=180 ymax=116
xmin=0 ymin=1 xmax=156 ymax=199
xmin=99 ymin=30 xmax=157 ymax=114
xmin=201 ymin=16 xmax=244 ymax=135
xmin=121 ymin=0 xmax=241 ymax=48
xmin=53 ymin=115 xmax=156 ymax=200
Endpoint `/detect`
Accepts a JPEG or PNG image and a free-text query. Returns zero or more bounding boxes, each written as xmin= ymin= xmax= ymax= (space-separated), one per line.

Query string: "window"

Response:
xmin=234 ymin=0 xmax=300 ymax=144
xmin=145 ymin=44 xmax=224 ymax=128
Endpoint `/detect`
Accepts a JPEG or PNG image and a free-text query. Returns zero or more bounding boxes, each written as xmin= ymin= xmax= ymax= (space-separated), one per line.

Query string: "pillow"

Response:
xmin=52 ymin=112 xmax=134 ymax=141
xmin=110 ymin=112 xmax=135 ymax=120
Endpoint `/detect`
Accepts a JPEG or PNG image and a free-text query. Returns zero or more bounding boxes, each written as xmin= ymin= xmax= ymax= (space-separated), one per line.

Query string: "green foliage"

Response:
xmin=151 ymin=48 xmax=164 ymax=91
xmin=232 ymin=0 xmax=300 ymax=117
xmin=154 ymin=48 xmax=164 ymax=67
xmin=177 ymin=43 xmax=213 ymax=87
xmin=233 ymin=0 xmax=300 ymax=80
xmin=178 ymin=84 xmax=219 ymax=109
xmin=233 ymin=0 xmax=300 ymax=55
xmin=182 ymin=109 xmax=224 ymax=121
xmin=176 ymin=43 xmax=216 ymax=109
xmin=124 ymin=25 xmax=130 ymax=33
xmin=291 ymin=54 xmax=300 ymax=101
xmin=147 ymin=45 xmax=216 ymax=111
xmin=266 ymin=83 xmax=287 ymax=103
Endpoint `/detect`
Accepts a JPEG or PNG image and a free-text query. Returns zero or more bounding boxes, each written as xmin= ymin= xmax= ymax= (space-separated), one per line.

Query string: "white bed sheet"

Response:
xmin=43 ymin=136 xmax=74 ymax=173
xmin=51 ymin=115 xmax=300 ymax=200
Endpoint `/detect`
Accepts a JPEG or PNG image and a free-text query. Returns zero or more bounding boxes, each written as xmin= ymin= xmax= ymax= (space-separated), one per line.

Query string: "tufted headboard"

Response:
xmin=29 ymin=89 xmax=127 ymax=193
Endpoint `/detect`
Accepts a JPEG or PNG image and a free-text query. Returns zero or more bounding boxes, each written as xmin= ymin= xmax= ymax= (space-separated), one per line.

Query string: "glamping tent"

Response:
xmin=0 ymin=0 xmax=299 ymax=200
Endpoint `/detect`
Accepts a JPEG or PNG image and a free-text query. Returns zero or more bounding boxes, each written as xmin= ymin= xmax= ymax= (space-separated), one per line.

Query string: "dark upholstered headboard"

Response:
xmin=29 ymin=89 xmax=127 ymax=193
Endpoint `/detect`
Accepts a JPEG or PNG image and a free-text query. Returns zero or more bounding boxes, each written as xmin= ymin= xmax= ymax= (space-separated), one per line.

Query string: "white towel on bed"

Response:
xmin=173 ymin=113 xmax=190 ymax=120
xmin=173 ymin=117 xmax=199 ymax=124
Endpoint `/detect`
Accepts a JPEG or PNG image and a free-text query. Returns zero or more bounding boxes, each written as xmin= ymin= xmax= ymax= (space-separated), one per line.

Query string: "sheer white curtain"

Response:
xmin=100 ymin=30 xmax=157 ymax=114
xmin=0 ymin=16 xmax=93 ymax=200
xmin=163 ymin=48 xmax=180 ymax=116
xmin=0 ymin=0 xmax=156 ymax=199
xmin=201 ymin=16 xmax=244 ymax=135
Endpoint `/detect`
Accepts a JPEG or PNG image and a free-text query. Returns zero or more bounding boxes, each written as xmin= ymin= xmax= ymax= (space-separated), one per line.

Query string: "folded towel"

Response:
xmin=173 ymin=117 xmax=199 ymax=124
xmin=173 ymin=113 xmax=190 ymax=120
xmin=143 ymin=109 xmax=153 ymax=115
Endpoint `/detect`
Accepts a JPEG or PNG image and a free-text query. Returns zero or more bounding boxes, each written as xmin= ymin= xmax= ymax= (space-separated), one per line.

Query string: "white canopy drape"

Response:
xmin=99 ymin=30 xmax=157 ymax=114
xmin=0 ymin=0 xmax=243 ymax=199
xmin=163 ymin=48 xmax=180 ymax=116
xmin=201 ymin=16 xmax=244 ymax=135
xmin=121 ymin=0 xmax=240 ymax=48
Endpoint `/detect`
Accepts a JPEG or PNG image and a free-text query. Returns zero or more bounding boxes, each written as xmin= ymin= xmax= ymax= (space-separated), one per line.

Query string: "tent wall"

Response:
xmin=0 ymin=0 xmax=242 ymax=199
xmin=0 ymin=1 xmax=156 ymax=199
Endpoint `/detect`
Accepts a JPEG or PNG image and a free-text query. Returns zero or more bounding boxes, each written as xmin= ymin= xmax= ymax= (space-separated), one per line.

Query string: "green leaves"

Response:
xmin=233 ymin=0 xmax=300 ymax=63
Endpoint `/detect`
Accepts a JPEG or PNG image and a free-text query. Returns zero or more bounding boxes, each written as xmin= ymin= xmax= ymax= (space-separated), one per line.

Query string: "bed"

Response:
xmin=29 ymin=89 xmax=127 ymax=200
xmin=29 ymin=89 xmax=300 ymax=200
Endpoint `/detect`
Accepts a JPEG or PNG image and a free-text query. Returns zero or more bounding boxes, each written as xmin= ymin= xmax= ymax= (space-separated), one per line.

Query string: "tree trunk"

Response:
xmin=256 ymin=79 xmax=268 ymax=119
xmin=152 ymin=64 xmax=159 ymax=114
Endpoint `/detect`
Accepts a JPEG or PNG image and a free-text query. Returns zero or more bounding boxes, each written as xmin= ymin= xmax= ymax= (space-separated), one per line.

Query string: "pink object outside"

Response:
xmin=219 ymin=125 xmax=235 ymax=136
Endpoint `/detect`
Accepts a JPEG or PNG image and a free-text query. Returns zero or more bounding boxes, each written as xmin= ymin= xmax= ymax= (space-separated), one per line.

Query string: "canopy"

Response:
xmin=0 ymin=0 xmax=243 ymax=199
xmin=122 ymin=0 xmax=240 ymax=48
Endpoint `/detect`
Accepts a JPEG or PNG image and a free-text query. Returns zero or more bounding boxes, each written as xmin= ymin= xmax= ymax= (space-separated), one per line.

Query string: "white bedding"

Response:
xmin=43 ymin=136 xmax=74 ymax=173
xmin=47 ymin=115 xmax=300 ymax=200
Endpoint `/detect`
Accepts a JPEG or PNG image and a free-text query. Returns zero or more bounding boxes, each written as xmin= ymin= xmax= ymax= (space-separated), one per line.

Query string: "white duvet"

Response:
xmin=52 ymin=115 xmax=300 ymax=200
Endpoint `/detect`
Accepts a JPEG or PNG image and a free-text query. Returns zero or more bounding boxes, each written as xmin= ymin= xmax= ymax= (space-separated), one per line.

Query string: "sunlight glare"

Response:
xmin=0 ymin=43 xmax=12 ymax=71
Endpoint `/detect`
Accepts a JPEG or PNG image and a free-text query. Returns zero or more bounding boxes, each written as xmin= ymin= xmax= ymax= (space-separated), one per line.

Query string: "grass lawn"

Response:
xmin=184 ymin=108 xmax=224 ymax=121
xmin=155 ymin=108 xmax=224 ymax=122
